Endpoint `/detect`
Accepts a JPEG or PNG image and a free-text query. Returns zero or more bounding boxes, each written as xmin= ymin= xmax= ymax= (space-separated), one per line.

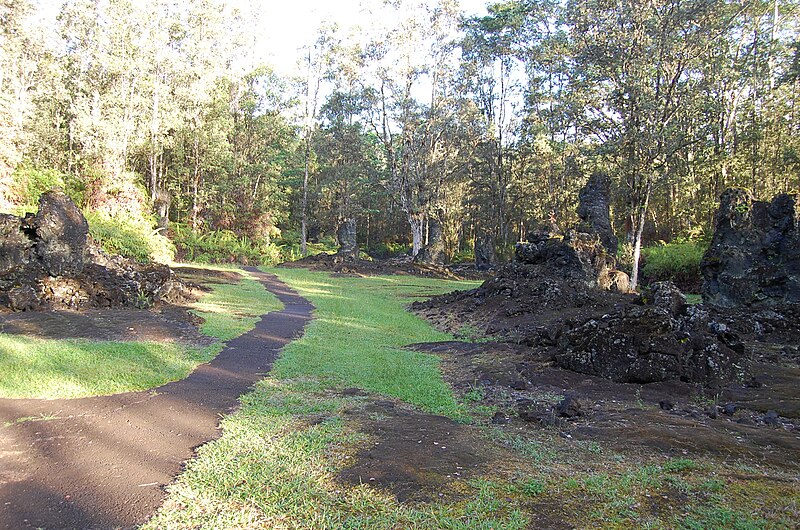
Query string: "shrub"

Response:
xmin=641 ymin=240 xmax=707 ymax=291
xmin=273 ymin=230 xmax=339 ymax=262
xmin=7 ymin=164 xmax=85 ymax=211
xmin=85 ymin=211 xmax=175 ymax=263
xmin=171 ymin=224 xmax=283 ymax=265
xmin=366 ymin=241 xmax=410 ymax=259
xmin=450 ymin=248 xmax=475 ymax=263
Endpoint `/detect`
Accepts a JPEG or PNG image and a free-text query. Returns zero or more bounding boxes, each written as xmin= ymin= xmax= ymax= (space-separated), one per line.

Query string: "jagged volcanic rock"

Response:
xmin=702 ymin=188 xmax=800 ymax=308
xmin=0 ymin=191 xmax=186 ymax=311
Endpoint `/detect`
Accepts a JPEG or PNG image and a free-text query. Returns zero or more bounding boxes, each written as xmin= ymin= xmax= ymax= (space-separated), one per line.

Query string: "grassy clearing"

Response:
xmin=146 ymin=270 xmax=517 ymax=529
xmin=144 ymin=378 xmax=531 ymax=530
xmin=270 ymin=268 xmax=480 ymax=418
xmin=146 ymin=268 xmax=797 ymax=529
xmin=0 ymin=265 xmax=280 ymax=399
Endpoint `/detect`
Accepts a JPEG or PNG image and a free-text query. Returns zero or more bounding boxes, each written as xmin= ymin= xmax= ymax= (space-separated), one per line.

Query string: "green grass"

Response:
xmin=188 ymin=268 xmax=283 ymax=341
xmin=0 ymin=265 xmax=280 ymax=399
xmin=144 ymin=378 xmax=531 ymax=530
xmin=145 ymin=270 xmax=510 ymax=529
xmin=269 ymin=268 xmax=481 ymax=418
xmin=641 ymin=240 xmax=707 ymax=286
xmin=145 ymin=268 xmax=796 ymax=529
xmin=0 ymin=336 xmax=215 ymax=399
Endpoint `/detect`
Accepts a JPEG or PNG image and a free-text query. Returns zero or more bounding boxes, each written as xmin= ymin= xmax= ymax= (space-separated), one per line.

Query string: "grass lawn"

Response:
xmin=185 ymin=265 xmax=284 ymax=341
xmin=146 ymin=268 xmax=797 ymax=530
xmin=0 ymin=337 xmax=216 ymax=399
xmin=0 ymin=265 xmax=281 ymax=399
xmin=270 ymin=269 xmax=480 ymax=418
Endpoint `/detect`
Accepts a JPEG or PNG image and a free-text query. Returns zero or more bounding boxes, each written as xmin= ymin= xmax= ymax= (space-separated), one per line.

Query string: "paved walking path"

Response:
xmin=0 ymin=269 xmax=313 ymax=529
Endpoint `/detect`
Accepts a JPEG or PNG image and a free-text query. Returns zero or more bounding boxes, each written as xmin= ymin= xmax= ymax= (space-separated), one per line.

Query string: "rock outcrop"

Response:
xmin=554 ymin=282 xmax=749 ymax=387
xmin=0 ymin=191 xmax=184 ymax=311
xmin=474 ymin=234 xmax=497 ymax=271
xmin=576 ymin=171 xmax=618 ymax=254
xmin=33 ymin=191 xmax=89 ymax=276
xmin=702 ymin=188 xmax=799 ymax=308
xmin=514 ymin=229 xmax=628 ymax=292
xmin=336 ymin=218 xmax=359 ymax=260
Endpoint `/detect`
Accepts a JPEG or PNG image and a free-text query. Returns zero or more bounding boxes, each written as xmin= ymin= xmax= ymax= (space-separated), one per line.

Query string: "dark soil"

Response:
xmin=409 ymin=340 xmax=800 ymax=469
xmin=0 ymin=306 xmax=213 ymax=347
xmin=0 ymin=269 xmax=314 ymax=530
xmin=0 ymin=266 xmax=239 ymax=347
xmin=280 ymin=252 xmax=489 ymax=281
xmin=338 ymin=398 xmax=488 ymax=503
xmin=334 ymin=393 xmax=574 ymax=528
xmin=170 ymin=266 xmax=244 ymax=286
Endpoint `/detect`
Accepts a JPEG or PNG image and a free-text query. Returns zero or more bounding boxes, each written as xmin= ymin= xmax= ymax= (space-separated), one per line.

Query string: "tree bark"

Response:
xmin=409 ymin=212 xmax=425 ymax=257
xmin=629 ymin=177 xmax=653 ymax=291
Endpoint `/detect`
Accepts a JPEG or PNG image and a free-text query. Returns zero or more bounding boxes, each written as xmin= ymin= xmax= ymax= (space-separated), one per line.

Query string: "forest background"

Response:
xmin=1 ymin=0 xmax=798 ymax=288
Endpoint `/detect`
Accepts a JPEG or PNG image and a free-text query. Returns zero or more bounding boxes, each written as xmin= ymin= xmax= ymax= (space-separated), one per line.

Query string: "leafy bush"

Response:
xmin=7 ymin=164 xmax=85 ymax=211
xmin=366 ymin=241 xmax=410 ymax=259
xmin=85 ymin=211 xmax=175 ymax=263
xmin=450 ymin=249 xmax=475 ymax=263
xmin=641 ymin=240 xmax=707 ymax=290
xmin=171 ymin=224 xmax=283 ymax=265
xmin=273 ymin=229 xmax=339 ymax=262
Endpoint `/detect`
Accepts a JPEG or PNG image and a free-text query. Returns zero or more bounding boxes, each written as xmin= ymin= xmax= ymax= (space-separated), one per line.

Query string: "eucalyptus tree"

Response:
xmin=0 ymin=0 xmax=40 ymax=206
xmin=361 ymin=0 xmax=463 ymax=257
xmin=312 ymin=90 xmax=383 ymax=247
xmin=297 ymin=25 xmax=338 ymax=255
xmin=224 ymin=68 xmax=296 ymax=239
xmin=460 ymin=0 xmax=530 ymax=245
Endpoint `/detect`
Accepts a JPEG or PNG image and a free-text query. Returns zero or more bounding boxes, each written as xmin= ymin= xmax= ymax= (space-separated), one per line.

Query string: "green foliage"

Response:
xmin=662 ymin=458 xmax=699 ymax=474
xmin=7 ymin=163 xmax=85 ymax=211
xmin=270 ymin=269 xmax=478 ymax=419
xmin=274 ymin=230 xmax=338 ymax=262
xmin=171 ymin=224 xmax=283 ymax=265
xmin=85 ymin=211 xmax=175 ymax=263
xmin=366 ymin=241 xmax=411 ymax=259
xmin=464 ymin=387 xmax=486 ymax=403
xmin=450 ymin=248 xmax=475 ymax=264
xmin=517 ymin=479 xmax=545 ymax=496
xmin=641 ymin=241 xmax=707 ymax=287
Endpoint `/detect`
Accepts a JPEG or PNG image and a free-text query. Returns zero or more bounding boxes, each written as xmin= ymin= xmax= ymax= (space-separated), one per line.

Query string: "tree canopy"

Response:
xmin=1 ymin=0 xmax=798 ymax=277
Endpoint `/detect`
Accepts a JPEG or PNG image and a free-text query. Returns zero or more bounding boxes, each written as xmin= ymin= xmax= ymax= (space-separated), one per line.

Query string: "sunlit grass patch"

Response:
xmin=268 ymin=268 xmax=480 ymax=418
xmin=0 ymin=335 xmax=216 ymax=399
xmin=188 ymin=270 xmax=283 ymax=341
xmin=0 ymin=265 xmax=281 ymax=399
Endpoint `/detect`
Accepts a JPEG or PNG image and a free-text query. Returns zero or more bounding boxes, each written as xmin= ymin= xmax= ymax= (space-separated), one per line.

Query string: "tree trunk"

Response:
xmin=629 ymin=178 xmax=653 ymax=292
xmin=409 ymin=212 xmax=425 ymax=257
xmin=301 ymin=135 xmax=310 ymax=256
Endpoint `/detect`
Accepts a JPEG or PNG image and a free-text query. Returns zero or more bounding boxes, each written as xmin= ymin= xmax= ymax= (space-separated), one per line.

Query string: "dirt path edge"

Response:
xmin=0 ymin=268 xmax=314 ymax=530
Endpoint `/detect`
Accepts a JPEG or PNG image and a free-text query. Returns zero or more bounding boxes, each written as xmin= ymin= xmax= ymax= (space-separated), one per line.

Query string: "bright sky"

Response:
xmin=253 ymin=0 xmax=489 ymax=75
xmin=32 ymin=0 xmax=491 ymax=77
